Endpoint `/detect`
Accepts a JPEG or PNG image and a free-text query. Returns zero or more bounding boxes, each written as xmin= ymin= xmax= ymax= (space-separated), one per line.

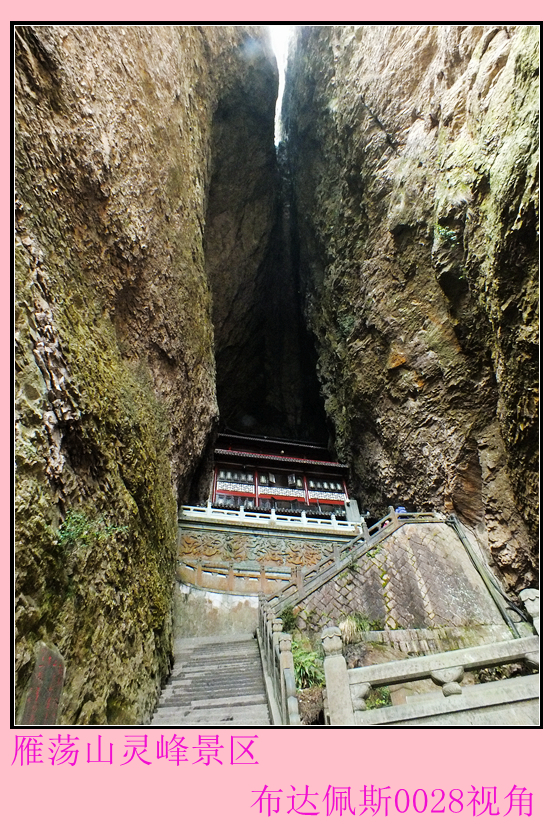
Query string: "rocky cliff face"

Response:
xmin=14 ymin=23 xmax=539 ymax=724
xmin=284 ymin=25 xmax=539 ymax=590
xmin=14 ymin=24 xmax=278 ymax=723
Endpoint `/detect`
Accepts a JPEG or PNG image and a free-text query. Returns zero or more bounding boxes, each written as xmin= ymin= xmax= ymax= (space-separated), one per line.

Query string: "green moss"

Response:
xmin=280 ymin=606 xmax=297 ymax=633
xmin=365 ymin=686 xmax=392 ymax=709
xmin=58 ymin=510 xmax=128 ymax=551
xmin=434 ymin=224 xmax=458 ymax=245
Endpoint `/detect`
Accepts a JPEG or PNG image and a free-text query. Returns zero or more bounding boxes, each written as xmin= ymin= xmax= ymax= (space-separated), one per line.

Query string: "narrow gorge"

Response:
xmin=14 ymin=24 xmax=539 ymax=725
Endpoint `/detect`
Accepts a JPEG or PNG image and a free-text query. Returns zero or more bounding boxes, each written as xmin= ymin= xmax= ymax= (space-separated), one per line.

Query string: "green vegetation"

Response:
xmin=365 ymin=686 xmax=392 ymax=709
xmin=336 ymin=309 xmax=356 ymax=339
xmin=435 ymin=223 xmax=458 ymax=245
xmin=339 ymin=612 xmax=383 ymax=643
xmin=280 ymin=606 xmax=297 ymax=633
xmin=292 ymin=641 xmax=325 ymax=689
xmin=58 ymin=510 xmax=128 ymax=551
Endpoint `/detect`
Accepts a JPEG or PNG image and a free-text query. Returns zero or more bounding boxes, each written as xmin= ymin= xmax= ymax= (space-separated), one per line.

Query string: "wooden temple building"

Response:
xmin=211 ymin=432 xmax=350 ymax=516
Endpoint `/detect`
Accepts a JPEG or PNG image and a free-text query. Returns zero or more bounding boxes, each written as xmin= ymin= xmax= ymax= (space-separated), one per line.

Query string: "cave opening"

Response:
xmin=269 ymin=24 xmax=294 ymax=146
xmin=201 ymin=26 xmax=329 ymax=459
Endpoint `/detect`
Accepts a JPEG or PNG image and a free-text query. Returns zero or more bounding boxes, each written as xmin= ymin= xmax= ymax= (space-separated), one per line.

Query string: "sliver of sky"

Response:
xmin=268 ymin=25 xmax=294 ymax=145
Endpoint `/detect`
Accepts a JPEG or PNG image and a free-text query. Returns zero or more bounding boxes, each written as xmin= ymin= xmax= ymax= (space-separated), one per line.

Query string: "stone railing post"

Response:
xmin=258 ymin=593 xmax=266 ymax=644
xmin=293 ymin=565 xmax=303 ymax=593
xmin=260 ymin=565 xmax=268 ymax=594
xmin=321 ymin=626 xmax=355 ymax=725
xmin=227 ymin=564 xmax=235 ymax=592
xmin=520 ymin=589 xmax=540 ymax=635
xmin=272 ymin=617 xmax=283 ymax=658
xmin=271 ymin=618 xmax=283 ymax=714
xmin=266 ymin=608 xmax=275 ymax=664
xmin=278 ymin=632 xmax=301 ymax=725
xmin=278 ymin=631 xmax=291 ymax=721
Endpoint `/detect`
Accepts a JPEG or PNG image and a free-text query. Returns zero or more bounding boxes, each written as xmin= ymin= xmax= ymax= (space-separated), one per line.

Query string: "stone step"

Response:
xmin=151 ymin=704 xmax=271 ymax=726
xmin=173 ymin=654 xmax=261 ymax=667
xmin=160 ymin=685 xmax=265 ymax=699
xmin=159 ymin=688 xmax=266 ymax=704
xmin=164 ymin=673 xmax=264 ymax=684
xmin=168 ymin=680 xmax=265 ymax=691
xmin=168 ymin=678 xmax=265 ymax=689
xmin=173 ymin=653 xmax=261 ymax=666
xmin=173 ymin=633 xmax=256 ymax=650
xmin=161 ymin=694 xmax=268 ymax=709
xmin=175 ymin=643 xmax=260 ymax=654
xmin=171 ymin=663 xmax=263 ymax=675
xmin=167 ymin=673 xmax=265 ymax=685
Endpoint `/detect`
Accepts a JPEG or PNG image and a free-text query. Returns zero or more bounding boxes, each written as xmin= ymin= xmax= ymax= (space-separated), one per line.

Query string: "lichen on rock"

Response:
xmin=14 ymin=24 xmax=278 ymax=723
xmin=284 ymin=24 xmax=539 ymax=590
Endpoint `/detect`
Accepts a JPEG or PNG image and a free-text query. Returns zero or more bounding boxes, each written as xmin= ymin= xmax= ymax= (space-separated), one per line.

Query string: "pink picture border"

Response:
xmin=5 ymin=4 xmax=548 ymax=832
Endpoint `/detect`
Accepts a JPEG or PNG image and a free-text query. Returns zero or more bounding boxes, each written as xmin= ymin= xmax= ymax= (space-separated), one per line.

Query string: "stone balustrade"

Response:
xmin=177 ymin=559 xmax=295 ymax=595
xmin=179 ymin=502 xmax=360 ymax=532
xmin=321 ymin=624 xmax=540 ymax=726
xmin=257 ymin=596 xmax=301 ymax=725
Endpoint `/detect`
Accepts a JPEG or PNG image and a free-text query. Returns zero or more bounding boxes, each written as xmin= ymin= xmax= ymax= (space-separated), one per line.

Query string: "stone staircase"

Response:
xmin=266 ymin=508 xmax=441 ymax=615
xmin=150 ymin=633 xmax=271 ymax=726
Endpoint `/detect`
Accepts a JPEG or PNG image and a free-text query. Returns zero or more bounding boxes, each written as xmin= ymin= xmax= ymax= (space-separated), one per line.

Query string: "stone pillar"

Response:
xmin=227 ymin=564 xmax=235 ymax=592
xmin=292 ymin=565 xmax=303 ymax=592
xmin=520 ymin=588 xmax=540 ymax=635
xmin=345 ymin=499 xmax=362 ymax=524
xmin=258 ymin=593 xmax=266 ymax=637
xmin=278 ymin=632 xmax=300 ymax=725
xmin=260 ymin=565 xmax=267 ymax=594
xmin=321 ymin=626 xmax=355 ymax=725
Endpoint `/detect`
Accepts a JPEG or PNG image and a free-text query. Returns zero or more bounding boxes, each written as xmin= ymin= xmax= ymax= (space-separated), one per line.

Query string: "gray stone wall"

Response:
xmin=296 ymin=523 xmax=507 ymax=635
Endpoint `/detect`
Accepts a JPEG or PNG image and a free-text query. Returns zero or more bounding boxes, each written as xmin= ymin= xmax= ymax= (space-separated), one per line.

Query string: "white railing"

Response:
xmin=179 ymin=503 xmax=358 ymax=532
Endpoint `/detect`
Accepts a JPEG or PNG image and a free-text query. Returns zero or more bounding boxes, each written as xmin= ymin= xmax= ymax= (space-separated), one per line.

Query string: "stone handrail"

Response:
xmin=257 ymin=596 xmax=301 ymax=725
xmin=321 ymin=625 xmax=540 ymax=725
xmin=177 ymin=558 xmax=293 ymax=596
xmin=265 ymin=507 xmax=441 ymax=614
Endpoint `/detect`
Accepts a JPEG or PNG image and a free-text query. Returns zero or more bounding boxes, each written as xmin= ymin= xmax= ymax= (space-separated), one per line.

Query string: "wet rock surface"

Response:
xmin=284 ymin=24 xmax=539 ymax=590
xmin=14 ymin=24 xmax=277 ymax=724
xmin=14 ymin=24 xmax=539 ymax=725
